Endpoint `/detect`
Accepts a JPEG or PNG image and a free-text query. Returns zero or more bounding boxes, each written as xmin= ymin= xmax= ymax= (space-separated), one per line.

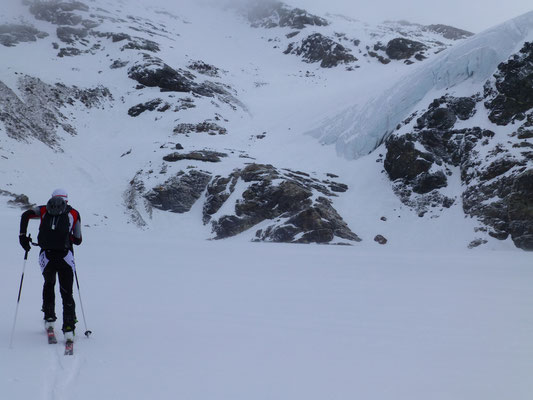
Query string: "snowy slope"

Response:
xmin=1 ymin=1 xmax=533 ymax=399
xmin=310 ymin=10 xmax=533 ymax=159
xmin=0 ymin=0 xmax=486 ymax=249
xmin=1 ymin=205 xmax=533 ymax=400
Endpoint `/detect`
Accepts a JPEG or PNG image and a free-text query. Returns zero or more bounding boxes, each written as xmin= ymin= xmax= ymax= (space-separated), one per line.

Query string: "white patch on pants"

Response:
xmin=39 ymin=250 xmax=76 ymax=273
xmin=39 ymin=251 xmax=49 ymax=274
xmin=64 ymin=250 xmax=76 ymax=272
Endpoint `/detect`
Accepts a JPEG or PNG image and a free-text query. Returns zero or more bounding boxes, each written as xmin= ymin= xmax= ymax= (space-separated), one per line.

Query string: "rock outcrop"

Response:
xmin=163 ymin=150 xmax=228 ymax=163
xmin=384 ymin=38 xmax=427 ymax=61
xmin=29 ymin=1 xmax=90 ymax=26
xmin=485 ymin=42 xmax=533 ymax=125
xmin=206 ymin=164 xmax=360 ymax=244
xmin=383 ymin=42 xmax=533 ymax=250
xmin=126 ymin=163 xmax=359 ymax=244
xmin=423 ymin=24 xmax=474 ymax=40
xmin=0 ymin=75 xmax=111 ymax=149
xmin=284 ymin=33 xmax=357 ymax=68
xmin=145 ymin=170 xmax=212 ymax=213
xmin=247 ymin=2 xmax=329 ymax=29
xmin=128 ymin=54 xmax=245 ymax=109
xmin=128 ymin=99 xmax=170 ymax=117
xmin=0 ymin=24 xmax=48 ymax=47
xmin=173 ymin=122 xmax=227 ymax=136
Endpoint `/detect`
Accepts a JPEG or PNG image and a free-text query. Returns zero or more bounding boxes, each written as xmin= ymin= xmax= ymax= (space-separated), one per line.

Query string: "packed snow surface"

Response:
xmin=1 ymin=214 xmax=533 ymax=400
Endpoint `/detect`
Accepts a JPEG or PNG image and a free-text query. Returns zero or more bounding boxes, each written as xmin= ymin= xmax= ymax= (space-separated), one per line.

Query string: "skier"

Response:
xmin=18 ymin=189 xmax=83 ymax=342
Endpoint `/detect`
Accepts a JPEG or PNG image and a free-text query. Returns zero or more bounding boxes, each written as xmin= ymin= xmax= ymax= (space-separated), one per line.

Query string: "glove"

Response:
xmin=19 ymin=234 xmax=31 ymax=252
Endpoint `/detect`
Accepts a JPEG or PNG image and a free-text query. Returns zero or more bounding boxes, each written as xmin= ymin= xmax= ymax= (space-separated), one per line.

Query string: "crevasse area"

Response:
xmin=309 ymin=11 xmax=533 ymax=159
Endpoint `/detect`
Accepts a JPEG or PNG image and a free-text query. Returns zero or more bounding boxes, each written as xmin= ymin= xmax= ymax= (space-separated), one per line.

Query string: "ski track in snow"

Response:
xmin=43 ymin=340 xmax=83 ymax=400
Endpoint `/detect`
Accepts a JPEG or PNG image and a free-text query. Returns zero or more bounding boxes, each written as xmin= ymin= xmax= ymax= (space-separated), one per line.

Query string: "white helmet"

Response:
xmin=51 ymin=188 xmax=68 ymax=202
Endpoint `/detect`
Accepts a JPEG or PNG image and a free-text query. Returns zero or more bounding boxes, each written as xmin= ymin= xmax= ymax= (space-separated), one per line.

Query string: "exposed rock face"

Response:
xmin=0 ymin=24 xmax=48 ymax=47
xmin=0 ymin=189 xmax=35 ymax=209
xmin=384 ymin=125 xmax=496 ymax=215
xmin=423 ymin=24 xmax=474 ymax=40
xmin=384 ymin=43 xmax=533 ymax=249
xmin=374 ymin=235 xmax=388 ymax=245
xmin=128 ymin=54 xmax=245 ymax=109
xmin=128 ymin=55 xmax=199 ymax=93
xmin=507 ymin=170 xmax=533 ymax=250
xmin=284 ymin=33 xmax=357 ymax=68
xmin=385 ymin=38 xmax=427 ymax=60
xmin=128 ymin=99 xmax=170 ymax=117
xmin=57 ymin=47 xmax=83 ymax=57
xmin=384 ymin=134 xmax=435 ymax=183
xmin=56 ymin=26 xmax=89 ymax=44
xmin=206 ymin=164 xmax=360 ymax=244
xmin=247 ymin=1 xmax=329 ymax=29
xmin=415 ymin=95 xmax=477 ymax=130
xmin=187 ymin=61 xmax=221 ymax=77
xmin=29 ymin=1 xmax=90 ymax=26
xmin=202 ymin=171 xmax=240 ymax=224
xmin=110 ymin=60 xmax=129 ymax=69
xmin=94 ymin=31 xmax=160 ymax=52
xmin=0 ymin=75 xmax=111 ymax=149
xmin=144 ymin=170 xmax=212 ymax=213
xmin=485 ymin=42 xmax=533 ymax=125
xmin=257 ymin=197 xmax=360 ymax=243
xmin=126 ymin=163 xmax=359 ymax=244
xmin=173 ymin=122 xmax=227 ymax=136
xmin=163 ymin=150 xmax=228 ymax=163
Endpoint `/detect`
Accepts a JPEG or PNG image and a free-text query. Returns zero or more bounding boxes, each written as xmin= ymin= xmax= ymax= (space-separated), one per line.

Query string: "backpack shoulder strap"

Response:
xmin=39 ymin=206 xmax=47 ymax=222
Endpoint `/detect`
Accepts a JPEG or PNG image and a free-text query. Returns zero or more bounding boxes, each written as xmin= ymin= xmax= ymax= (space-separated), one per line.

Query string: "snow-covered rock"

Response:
xmin=310 ymin=11 xmax=533 ymax=159
xmin=382 ymin=41 xmax=533 ymax=250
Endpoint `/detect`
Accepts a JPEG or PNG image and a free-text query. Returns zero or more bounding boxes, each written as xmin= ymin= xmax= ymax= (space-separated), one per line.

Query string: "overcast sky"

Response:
xmin=285 ymin=0 xmax=533 ymax=33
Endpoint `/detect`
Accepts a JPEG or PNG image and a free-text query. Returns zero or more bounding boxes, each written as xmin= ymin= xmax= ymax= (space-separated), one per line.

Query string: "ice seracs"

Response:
xmin=310 ymin=11 xmax=533 ymax=160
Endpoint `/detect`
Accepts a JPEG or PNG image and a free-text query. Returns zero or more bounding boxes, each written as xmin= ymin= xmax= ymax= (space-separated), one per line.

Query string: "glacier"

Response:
xmin=309 ymin=11 xmax=533 ymax=159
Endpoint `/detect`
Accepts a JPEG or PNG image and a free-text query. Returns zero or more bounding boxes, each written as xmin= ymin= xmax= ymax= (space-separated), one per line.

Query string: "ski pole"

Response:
xmin=9 ymin=241 xmax=30 ymax=349
xmin=74 ymin=270 xmax=92 ymax=338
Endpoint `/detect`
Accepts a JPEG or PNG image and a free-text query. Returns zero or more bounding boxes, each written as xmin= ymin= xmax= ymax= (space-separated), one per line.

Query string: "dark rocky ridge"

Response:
xmin=187 ymin=61 xmax=222 ymax=77
xmin=145 ymin=170 xmax=212 ymax=214
xmin=128 ymin=54 xmax=245 ymax=110
xmin=128 ymin=99 xmax=170 ymax=117
xmin=163 ymin=150 xmax=228 ymax=163
xmin=29 ymin=1 xmax=91 ymax=26
xmin=206 ymin=164 xmax=360 ymax=244
xmin=0 ymin=189 xmax=35 ymax=209
xmin=284 ymin=33 xmax=357 ymax=68
xmin=0 ymin=24 xmax=48 ymax=47
xmin=129 ymin=163 xmax=359 ymax=244
xmin=247 ymin=1 xmax=329 ymax=29
xmin=423 ymin=24 xmax=474 ymax=40
xmin=485 ymin=42 xmax=533 ymax=125
xmin=384 ymin=38 xmax=427 ymax=60
xmin=0 ymin=75 xmax=111 ymax=149
xmin=384 ymin=43 xmax=533 ymax=250
xmin=173 ymin=122 xmax=227 ymax=136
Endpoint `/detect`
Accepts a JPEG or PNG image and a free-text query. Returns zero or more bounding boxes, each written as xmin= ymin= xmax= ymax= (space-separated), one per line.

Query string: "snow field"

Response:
xmin=2 ymin=210 xmax=532 ymax=400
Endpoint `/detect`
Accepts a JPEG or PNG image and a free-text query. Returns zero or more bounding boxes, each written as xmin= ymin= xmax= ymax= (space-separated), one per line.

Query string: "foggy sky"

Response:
xmin=286 ymin=0 xmax=533 ymax=33
xmin=1 ymin=0 xmax=531 ymax=34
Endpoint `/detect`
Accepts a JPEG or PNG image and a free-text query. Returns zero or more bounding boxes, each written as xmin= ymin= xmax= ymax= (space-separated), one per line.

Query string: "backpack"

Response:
xmin=38 ymin=197 xmax=72 ymax=250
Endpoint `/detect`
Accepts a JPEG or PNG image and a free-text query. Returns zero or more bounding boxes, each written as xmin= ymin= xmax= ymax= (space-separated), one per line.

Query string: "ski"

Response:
xmin=46 ymin=327 xmax=58 ymax=344
xmin=64 ymin=339 xmax=74 ymax=356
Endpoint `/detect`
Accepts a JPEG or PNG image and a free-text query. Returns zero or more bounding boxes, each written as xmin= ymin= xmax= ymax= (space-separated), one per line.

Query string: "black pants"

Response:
xmin=41 ymin=250 xmax=76 ymax=331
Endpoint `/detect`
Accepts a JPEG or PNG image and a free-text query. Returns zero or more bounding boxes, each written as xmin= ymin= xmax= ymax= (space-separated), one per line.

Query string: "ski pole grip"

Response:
xmin=24 ymin=234 xmax=32 ymax=259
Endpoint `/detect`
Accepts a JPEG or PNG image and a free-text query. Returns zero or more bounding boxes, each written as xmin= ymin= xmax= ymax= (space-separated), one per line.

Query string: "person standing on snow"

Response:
xmin=18 ymin=189 xmax=82 ymax=340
